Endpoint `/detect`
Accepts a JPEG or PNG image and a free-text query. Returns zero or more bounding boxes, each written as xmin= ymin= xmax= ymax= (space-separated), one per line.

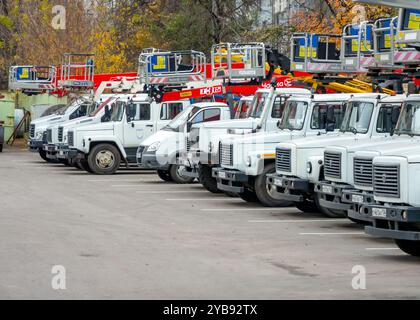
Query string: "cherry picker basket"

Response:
xmin=58 ymin=53 xmax=95 ymax=92
xmin=8 ymin=65 xmax=56 ymax=93
xmin=211 ymin=43 xmax=266 ymax=81
xmin=138 ymin=50 xmax=207 ymax=86
xmin=397 ymin=8 xmax=420 ymax=48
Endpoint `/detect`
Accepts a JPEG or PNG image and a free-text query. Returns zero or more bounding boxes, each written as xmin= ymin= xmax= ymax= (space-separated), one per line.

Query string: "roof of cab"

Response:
xmin=287 ymin=93 xmax=378 ymax=102
xmin=191 ymin=102 xmax=228 ymax=108
xmin=256 ymin=88 xmax=311 ymax=94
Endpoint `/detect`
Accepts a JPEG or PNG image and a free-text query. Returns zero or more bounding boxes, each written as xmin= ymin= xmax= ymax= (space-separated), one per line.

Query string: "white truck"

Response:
xmin=213 ymin=93 xmax=361 ymax=207
xmin=137 ymin=102 xmax=230 ymax=183
xmin=185 ymin=85 xmax=312 ymax=193
xmin=42 ymin=95 xmax=117 ymax=164
xmin=28 ymin=98 xmax=96 ymax=162
xmin=315 ymin=96 xmax=420 ymax=222
xmin=67 ymin=94 xmax=190 ymax=174
xmin=266 ymin=94 xmax=406 ymax=215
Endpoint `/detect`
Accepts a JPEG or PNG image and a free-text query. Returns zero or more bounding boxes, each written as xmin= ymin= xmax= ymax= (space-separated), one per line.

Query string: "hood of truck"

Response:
xmin=31 ymin=114 xmax=63 ymax=125
xmin=74 ymin=122 xmax=114 ymax=133
xmin=141 ymin=129 xmax=177 ymax=147
xmin=221 ymin=130 xmax=312 ymax=146
xmin=197 ymin=118 xmax=256 ymax=130
xmin=281 ymin=132 xmax=369 ymax=150
xmin=58 ymin=116 xmax=97 ymax=129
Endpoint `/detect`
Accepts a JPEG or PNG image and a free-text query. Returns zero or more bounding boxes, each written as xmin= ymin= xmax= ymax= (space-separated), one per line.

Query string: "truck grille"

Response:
xmin=373 ymin=165 xmax=400 ymax=198
xmin=324 ymin=152 xmax=342 ymax=179
xmin=46 ymin=129 xmax=52 ymax=143
xmin=353 ymin=157 xmax=373 ymax=187
xmin=58 ymin=127 xmax=64 ymax=142
xmin=220 ymin=143 xmax=233 ymax=166
xmin=30 ymin=124 xmax=35 ymax=138
xmin=186 ymin=138 xmax=191 ymax=152
xmin=276 ymin=148 xmax=291 ymax=172
xmin=68 ymin=131 xmax=74 ymax=147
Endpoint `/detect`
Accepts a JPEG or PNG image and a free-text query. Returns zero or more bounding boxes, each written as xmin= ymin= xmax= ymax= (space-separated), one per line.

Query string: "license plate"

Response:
xmin=59 ymin=151 xmax=64 ymax=156
xmin=322 ymin=185 xmax=333 ymax=194
xmin=274 ymin=178 xmax=283 ymax=186
xmin=218 ymin=171 xmax=227 ymax=179
xmin=372 ymin=208 xmax=387 ymax=218
xmin=351 ymin=194 xmax=364 ymax=204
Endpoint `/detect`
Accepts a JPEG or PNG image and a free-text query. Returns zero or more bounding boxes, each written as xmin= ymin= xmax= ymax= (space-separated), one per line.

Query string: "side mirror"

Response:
xmin=325 ymin=107 xmax=336 ymax=132
xmin=277 ymin=120 xmax=281 ymax=128
xmin=391 ymin=107 xmax=400 ymax=126
xmin=326 ymin=122 xmax=335 ymax=132
xmin=126 ymin=103 xmax=135 ymax=122
xmin=186 ymin=122 xmax=193 ymax=133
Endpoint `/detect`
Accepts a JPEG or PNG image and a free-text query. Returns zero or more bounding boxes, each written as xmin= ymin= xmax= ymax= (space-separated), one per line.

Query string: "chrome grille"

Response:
xmin=276 ymin=148 xmax=291 ymax=172
xmin=353 ymin=157 xmax=373 ymax=187
xmin=373 ymin=165 xmax=400 ymax=198
xmin=220 ymin=143 xmax=233 ymax=166
xmin=68 ymin=131 xmax=74 ymax=147
xmin=324 ymin=152 xmax=342 ymax=179
xmin=58 ymin=127 xmax=64 ymax=142
xmin=29 ymin=124 xmax=35 ymax=138
xmin=46 ymin=129 xmax=52 ymax=143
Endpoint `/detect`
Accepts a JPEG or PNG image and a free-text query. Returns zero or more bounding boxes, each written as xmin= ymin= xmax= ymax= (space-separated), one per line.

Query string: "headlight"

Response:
xmin=147 ymin=142 xmax=161 ymax=153
xmin=306 ymin=162 xmax=312 ymax=174
xmin=246 ymin=156 xmax=252 ymax=167
xmin=36 ymin=131 xmax=44 ymax=140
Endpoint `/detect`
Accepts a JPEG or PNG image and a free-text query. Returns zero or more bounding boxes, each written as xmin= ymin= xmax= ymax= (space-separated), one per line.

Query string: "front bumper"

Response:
xmin=28 ymin=139 xmax=43 ymax=151
xmin=212 ymin=167 xmax=249 ymax=193
xmin=56 ymin=145 xmax=70 ymax=160
xmin=67 ymin=148 xmax=85 ymax=162
xmin=342 ymin=189 xmax=374 ymax=223
xmin=314 ymin=182 xmax=353 ymax=212
xmin=137 ymin=151 xmax=169 ymax=170
xmin=266 ymin=173 xmax=310 ymax=202
xmin=364 ymin=203 xmax=420 ymax=241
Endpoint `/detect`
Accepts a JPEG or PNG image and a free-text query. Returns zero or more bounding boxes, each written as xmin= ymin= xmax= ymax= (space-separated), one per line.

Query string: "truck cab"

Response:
xmin=185 ymin=87 xmax=311 ymax=193
xmin=266 ymin=94 xmax=403 ymax=214
xmin=67 ymin=94 xmax=190 ymax=174
xmin=42 ymin=95 xmax=117 ymax=164
xmin=28 ymin=98 xmax=95 ymax=162
xmin=315 ymin=96 xmax=420 ymax=221
xmin=213 ymin=93 xmax=355 ymax=207
xmin=137 ymin=102 xmax=230 ymax=183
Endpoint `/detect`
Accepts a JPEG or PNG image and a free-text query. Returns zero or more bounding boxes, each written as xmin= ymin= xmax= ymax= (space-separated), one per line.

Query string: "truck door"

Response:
xmin=123 ymin=102 xmax=154 ymax=160
xmin=266 ymin=95 xmax=287 ymax=132
xmin=156 ymin=101 xmax=186 ymax=130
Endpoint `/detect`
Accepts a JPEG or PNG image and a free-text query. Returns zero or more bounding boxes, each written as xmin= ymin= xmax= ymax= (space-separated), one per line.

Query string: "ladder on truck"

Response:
xmin=211 ymin=43 xmax=266 ymax=83
xmin=58 ymin=53 xmax=95 ymax=92
xmin=8 ymin=65 xmax=56 ymax=94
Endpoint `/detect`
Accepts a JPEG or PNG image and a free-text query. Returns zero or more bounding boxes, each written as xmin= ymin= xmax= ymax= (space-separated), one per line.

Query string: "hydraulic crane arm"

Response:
xmin=353 ymin=0 xmax=420 ymax=9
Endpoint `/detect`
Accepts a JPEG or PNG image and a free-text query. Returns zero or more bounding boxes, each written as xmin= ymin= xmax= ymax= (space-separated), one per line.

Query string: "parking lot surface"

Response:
xmin=1 ymin=149 xmax=420 ymax=299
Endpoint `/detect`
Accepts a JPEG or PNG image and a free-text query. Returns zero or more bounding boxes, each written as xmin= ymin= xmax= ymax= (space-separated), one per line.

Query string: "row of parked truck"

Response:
xmin=23 ymin=1 xmax=420 ymax=256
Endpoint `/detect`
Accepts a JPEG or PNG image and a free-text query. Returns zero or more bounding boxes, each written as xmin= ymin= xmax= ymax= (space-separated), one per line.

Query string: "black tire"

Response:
xmin=59 ymin=159 xmax=71 ymax=166
xmin=225 ymin=192 xmax=239 ymax=198
xmin=79 ymin=159 xmax=93 ymax=173
xmin=169 ymin=165 xmax=195 ymax=184
xmin=238 ymin=188 xmax=260 ymax=203
xmin=295 ymin=200 xmax=319 ymax=213
xmin=0 ymin=143 xmax=3 ymax=152
xmin=255 ymin=163 xmax=293 ymax=207
xmin=87 ymin=143 xmax=121 ymax=175
xmin=395 ymin=240 xmax=420 ymax=257
xmin=314 ymin=193 xmax=347 ymax=218
xmin=157 ymin=170 xmax=173 ymax=182
xmin=39 ymin=149 xmax=49 ymax=162
xmin=199 ymin=164 xmax=221 ymax=193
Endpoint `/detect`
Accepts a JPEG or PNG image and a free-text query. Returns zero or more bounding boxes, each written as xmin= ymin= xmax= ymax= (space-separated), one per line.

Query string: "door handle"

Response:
xmin=146 ymin=125 xmax=153 ymax=128
xmin=131 ymin=122 xmax=135 ymax=128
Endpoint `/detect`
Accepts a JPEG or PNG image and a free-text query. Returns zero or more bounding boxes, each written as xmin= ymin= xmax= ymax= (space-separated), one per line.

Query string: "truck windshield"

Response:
xmin=164 ymin=106 xmax=200 ymax=131
xmin=340 ymin=101 xmax=374 ymax=134
xmin=395 ymin=102 xmax=420 ymax=136
xmin=110 ymin=101 xmax=126 ymax=122
xmin=247 ymin=92 xmax=268 ymax=118
xmin=235 ymin=99 xmax=251 ymax=119
xmin=56 ymin=101 xmax=80 ymax=115
xmin=279 ymin=100 xmax=308 ymax=130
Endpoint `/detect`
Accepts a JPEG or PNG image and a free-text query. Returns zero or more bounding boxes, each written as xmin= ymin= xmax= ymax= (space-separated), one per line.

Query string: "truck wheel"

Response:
xmin=79 ymin=159 xmax=93 ymax=173
xmin=395 ymin=240 xmax=420 ymax=257
xmin=314 ymin=193 xmax=347 ymax=218
xmin=295 ymin=200 xmax=319 ymax=213
xmin=59 ymin=159 xmax=71 ymax=166
xmin=169 ymin=165 xmax=195 ymax=184
xmin=199 ymin=164 xmax=221 ymax=193
xmin=238 ymin=188 xmax=260 ymax=203
xmin=87 ymin=144 xmax=121 ymax=175
xmin=39 ymin=149 xmax=49 ymax=162
xmin=0 ymin=143 xmax=3 ymax=152
xmin=157 ymin=170 xmax=173 ymax=182
xmin=225 ymin=192 xmax=239 ymax=198
xmin=255 ymin=163 xmax=293 ymax=207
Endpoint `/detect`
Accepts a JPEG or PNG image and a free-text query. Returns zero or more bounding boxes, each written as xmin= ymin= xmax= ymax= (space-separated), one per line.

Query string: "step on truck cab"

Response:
xmin=42 ymin=95 xmax=117 ymax=164
xmin=137 ymin=102 xmax=230 ymax=183
xmin=186 ymin=85 xmax=311 ymax=193
xmin=213 ymin=93 xmax=358 ymax=207
xmin=266 ymin=94 xmax=405 ymax=214
xmin=67 ymin=94 xmax=190 ymax=174
xmin=28 ymin=98 xmax=96 ymax=162
xmin=315 ymin=96 xmax=420 ymax=221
